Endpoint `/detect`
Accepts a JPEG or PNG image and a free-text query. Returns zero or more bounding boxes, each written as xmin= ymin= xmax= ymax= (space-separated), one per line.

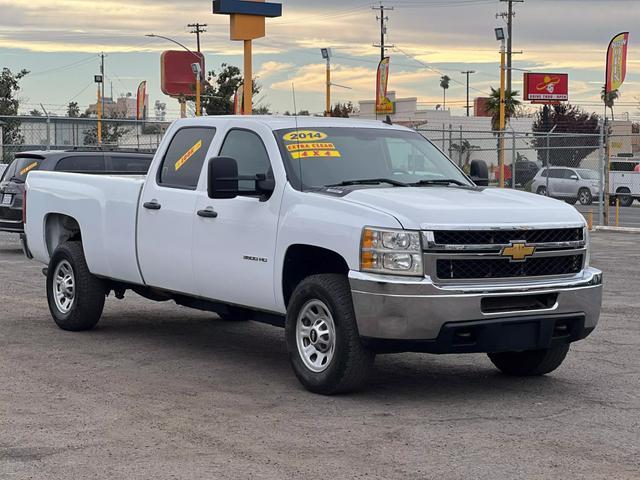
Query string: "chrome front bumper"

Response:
xmin=349 ymin=267 xmax=603 ymax=342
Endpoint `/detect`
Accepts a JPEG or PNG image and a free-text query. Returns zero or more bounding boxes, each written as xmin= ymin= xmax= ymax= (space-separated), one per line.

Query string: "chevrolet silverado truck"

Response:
xmin=23 ymin=116 xmax=603 ymax=394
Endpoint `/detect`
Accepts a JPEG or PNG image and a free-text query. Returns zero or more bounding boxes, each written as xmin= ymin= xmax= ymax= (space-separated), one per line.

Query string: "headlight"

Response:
xmin=360 ymin=227 xmax=423 ymax=276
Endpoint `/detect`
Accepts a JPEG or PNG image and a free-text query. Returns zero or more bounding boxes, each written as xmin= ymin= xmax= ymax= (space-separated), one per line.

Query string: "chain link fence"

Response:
xmin=416 ymin=123 xmax=640 ymax=229
xmin=0 ymin=116 xmax=171 ymax=162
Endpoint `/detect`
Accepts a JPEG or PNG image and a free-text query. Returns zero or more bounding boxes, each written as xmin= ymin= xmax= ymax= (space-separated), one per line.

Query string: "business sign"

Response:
xmin=523 ymin=73 xmax=569 ymax=103
xmin=606 ymin=32 xmax=629 ymax=93
xmin=160 ymin=50 xmax=205 ymax=98
xmin=376 ymin=57 xmax=394 ymax=114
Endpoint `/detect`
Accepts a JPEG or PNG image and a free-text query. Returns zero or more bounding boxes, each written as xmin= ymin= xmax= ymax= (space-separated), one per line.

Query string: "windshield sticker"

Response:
xmin=291 ymin=150 xmax=341 ymax=159
xmin=175 ymin=140 xmax=202 ymax=171
xmin=19 ymin=161 xmax=39 ymax=176
xmin=286 ymin=142 xmax=335 ymax=152
xmin=283 ymin=130 xmax=328 ymax=142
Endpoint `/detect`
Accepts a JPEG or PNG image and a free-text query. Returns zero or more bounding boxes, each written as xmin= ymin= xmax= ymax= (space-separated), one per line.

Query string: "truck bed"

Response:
xmin=25 ymin=171 xmax=146 ymax=284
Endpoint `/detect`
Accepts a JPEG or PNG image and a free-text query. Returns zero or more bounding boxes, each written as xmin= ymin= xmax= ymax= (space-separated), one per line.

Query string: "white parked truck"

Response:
xmin=23 ymin=117 xmax=603 ymax=394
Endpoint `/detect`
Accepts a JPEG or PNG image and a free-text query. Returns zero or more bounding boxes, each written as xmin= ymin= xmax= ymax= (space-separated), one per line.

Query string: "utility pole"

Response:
xmin=498 ymin=0 xmax=524 ymax=93
xmin=188 ymin=23 xmax=207 ymax=52
xmin=461 ymin=70 xmax=476 ymax=117
xmin=100 ymin=53 xmax=105 ymax=120
xmin=372 ymin=3 xmax=394 ymax=61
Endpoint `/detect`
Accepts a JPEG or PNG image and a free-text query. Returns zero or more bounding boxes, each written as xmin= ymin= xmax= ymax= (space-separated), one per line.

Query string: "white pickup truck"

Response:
xmin=23 ymin=116 xmax=603 ymax=394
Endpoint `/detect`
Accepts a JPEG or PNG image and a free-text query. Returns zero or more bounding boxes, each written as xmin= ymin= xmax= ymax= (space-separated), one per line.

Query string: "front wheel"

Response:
xmin=488 ymin=344 xmax=570 ymax=376
xmin=46 ymin=241 xmax=106 ymax=331
xmin=285 ymin=274 xmax=375 ymax=394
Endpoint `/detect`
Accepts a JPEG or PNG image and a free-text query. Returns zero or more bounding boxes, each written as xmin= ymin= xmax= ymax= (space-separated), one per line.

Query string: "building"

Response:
xmin=87 ymin=94 xmax=149 ymax=119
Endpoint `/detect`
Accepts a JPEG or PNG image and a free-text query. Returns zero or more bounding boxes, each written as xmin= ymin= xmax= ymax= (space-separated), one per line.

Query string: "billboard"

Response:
xmin=523 ymin=73 xmax=569 ymax=103
xmin=161 ymin=50 xmax=205 ymax=98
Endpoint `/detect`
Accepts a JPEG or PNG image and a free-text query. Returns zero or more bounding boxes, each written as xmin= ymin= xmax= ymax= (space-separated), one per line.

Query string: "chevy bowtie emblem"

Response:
xmin=501 ymin=241 xmax=536 ymax=262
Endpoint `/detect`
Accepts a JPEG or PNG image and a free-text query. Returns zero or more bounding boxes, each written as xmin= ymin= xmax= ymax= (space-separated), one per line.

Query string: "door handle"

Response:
xmin=197 ymin=207 xmax=218 ymax=219
xmin=143 ymin=200 xmax=161 ymax=210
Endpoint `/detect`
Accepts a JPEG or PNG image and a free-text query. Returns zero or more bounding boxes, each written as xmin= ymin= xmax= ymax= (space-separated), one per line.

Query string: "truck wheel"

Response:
xmin=46 ymin=241 xmax=106 ymax=331
xmin=285 ymin=274 xmax=375 ymax=395
xmin=616 ymin=188 xmax=634 ymax=207
xmin=578 ymin=188 xmax=592 ymax=205
xmin=487 ymin=344 xmax=570 ymax=376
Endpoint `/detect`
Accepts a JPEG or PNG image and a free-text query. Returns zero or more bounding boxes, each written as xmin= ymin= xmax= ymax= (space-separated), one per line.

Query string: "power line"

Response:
xmin=188 ymin=23 xmax=207 ymax=53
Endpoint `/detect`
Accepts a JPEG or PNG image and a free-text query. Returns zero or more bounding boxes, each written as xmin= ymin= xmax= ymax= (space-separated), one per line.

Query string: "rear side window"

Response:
xmin=55 ymin=155 xmax=105 ymax=172
xmin=8 ymin=157 xmax=44 ymax=182
xmin=549 ymin=169 xmax=564 ymax=179
xmin=109 ymin=155 xmax=152 ymax=174
xmin=158 ymin=127 xmax=216 ymax=189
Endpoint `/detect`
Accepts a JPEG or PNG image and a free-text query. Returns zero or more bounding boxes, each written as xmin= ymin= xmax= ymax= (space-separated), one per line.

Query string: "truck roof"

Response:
xmin=171 ymin=115 xmax=412 ymax=132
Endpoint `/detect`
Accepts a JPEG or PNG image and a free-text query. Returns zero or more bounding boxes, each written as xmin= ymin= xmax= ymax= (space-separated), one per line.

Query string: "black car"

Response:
xmin=0 ymin=150 xmax=153 ymax=234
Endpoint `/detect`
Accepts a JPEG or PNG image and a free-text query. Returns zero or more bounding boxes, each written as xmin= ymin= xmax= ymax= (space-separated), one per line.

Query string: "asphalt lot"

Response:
xmin=1 ymin=231 xmax=638 ymax=479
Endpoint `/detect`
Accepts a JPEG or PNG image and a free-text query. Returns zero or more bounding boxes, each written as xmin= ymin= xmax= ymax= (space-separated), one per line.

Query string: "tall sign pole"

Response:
xmin=212 ymin=0 xmax=282 ymax=115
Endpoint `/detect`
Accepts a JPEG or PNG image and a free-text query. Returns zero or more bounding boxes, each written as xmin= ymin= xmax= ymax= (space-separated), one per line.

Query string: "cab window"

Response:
xmin=158 ymin=127 xmax=216 ymax=189
xmin=219 ymin=129 xmax=272 ymax=191
xmin=55 ymin=155 xmax=105 ymax=172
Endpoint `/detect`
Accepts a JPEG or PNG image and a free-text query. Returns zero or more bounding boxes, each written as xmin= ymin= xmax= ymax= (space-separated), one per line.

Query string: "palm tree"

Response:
xmin=485 ymin=87 xmax=521 ymax=132
xmin=440 ymin=75 xmax=451 ymax=110
xmin=451 ymin=139 xmax=480 ymax=172
xmin=601 ymin=85 xmax=619 ymax=121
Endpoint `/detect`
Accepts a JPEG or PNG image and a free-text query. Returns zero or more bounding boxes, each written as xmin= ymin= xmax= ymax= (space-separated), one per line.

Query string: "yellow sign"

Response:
xmin=287 ymin=142 xmax=335 ymax=152
xmin=283 ymin=130 xmax=328 ymax=142
xmin=175 ymin=140 xmax=202 ymax=171
xmin=19 ymin=161 xmax=39 ymax=176
xmin=290 ymin=150 xmax=341 ymax=160
xmin=501 ymin=242 xmax=536 ymax=262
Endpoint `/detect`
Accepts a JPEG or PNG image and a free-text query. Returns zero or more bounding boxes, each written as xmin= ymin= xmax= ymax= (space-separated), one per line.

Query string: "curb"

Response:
xmin=593 ymin=226 xmax=640 ymax=234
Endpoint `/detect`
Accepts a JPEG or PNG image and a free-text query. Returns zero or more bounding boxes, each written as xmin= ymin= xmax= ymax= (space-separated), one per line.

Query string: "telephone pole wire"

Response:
xmin=498 ymin=0 xmax=524 ymax=93
xmin=372 ymin=3 xmax=394 ymax=61
xmin=188 ymin=23 xmax=207 ymax=53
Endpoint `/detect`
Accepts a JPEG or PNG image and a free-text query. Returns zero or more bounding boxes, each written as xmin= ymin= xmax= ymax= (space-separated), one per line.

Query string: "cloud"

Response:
xmin=257 ymin=61 xmax=295 ymax=79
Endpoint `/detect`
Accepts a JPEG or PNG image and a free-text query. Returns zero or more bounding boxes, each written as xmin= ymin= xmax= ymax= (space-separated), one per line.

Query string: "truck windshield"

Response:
xmin=275 ymin=127 xmax=472 ymax=190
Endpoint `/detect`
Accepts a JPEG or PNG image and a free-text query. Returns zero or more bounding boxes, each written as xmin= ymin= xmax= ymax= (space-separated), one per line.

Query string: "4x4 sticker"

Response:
xmin=19 ymin=161 xmax=39 ymax=176
xmin=175 ymin=140 xmax=202 ymax=171
xmin=283 ymin=130 xmax=328 ymax=142
xmin=291 ymin=150 xmax=341 ymax=159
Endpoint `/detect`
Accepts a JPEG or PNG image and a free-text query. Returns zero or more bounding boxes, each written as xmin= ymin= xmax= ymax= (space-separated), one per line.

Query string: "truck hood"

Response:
xmin=339 ymin=186 xmax=585 ymax=230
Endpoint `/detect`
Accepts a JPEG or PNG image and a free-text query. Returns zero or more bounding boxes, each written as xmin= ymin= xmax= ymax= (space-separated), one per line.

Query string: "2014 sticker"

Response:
xmin=283 ymin=130 xmax=328 ymax=142
xmin=175 ymin=140 xmax=202 ymax=171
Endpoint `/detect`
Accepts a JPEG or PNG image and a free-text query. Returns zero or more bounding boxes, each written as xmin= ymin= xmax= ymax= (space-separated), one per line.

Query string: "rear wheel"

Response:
xmin=488 ymin=344 xmax=570 ymax=376
xmin=536 ymin=186 xmax=548 ymax=196
xmin=285 ymin=274 xmax=374 ymax=395
xmin=616 ymin=188 xmax=634 ymax=207
xmin=46 ymin=241 xmax=106 ymax=331
xmin=578 ymin=188 xmax=593 ymax=205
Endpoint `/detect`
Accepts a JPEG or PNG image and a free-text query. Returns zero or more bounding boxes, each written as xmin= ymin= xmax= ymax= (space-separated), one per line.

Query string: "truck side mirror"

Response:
xmin=208 ymin=157 xmax=239 ymax=199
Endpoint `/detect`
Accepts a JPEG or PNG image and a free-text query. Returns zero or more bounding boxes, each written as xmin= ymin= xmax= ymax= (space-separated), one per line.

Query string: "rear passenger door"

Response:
xmin=137 ymin=127 xmax=217 ymax=294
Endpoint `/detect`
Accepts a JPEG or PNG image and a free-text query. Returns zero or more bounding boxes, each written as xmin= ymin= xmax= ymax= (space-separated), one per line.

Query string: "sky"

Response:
xmin=0 ymin=0 xmax=639 ymax=119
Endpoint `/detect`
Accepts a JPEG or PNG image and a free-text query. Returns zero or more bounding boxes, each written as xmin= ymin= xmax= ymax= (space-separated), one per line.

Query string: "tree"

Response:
xmin=531 ymin=104 xmax=600 ymax=168
xmin=484 ymin=87 xmax=521 ymax=132
xmin=0 ymin=68 xmax=29 ymax=154
xmin=601 ymin=86 xmax=619 ymax=121
xmin=440 ymin=75 xmax=450 ymax=110
xmin=451 ymin=139 xmax=480 ymax=172
xmin=83 ymin=113 xmax=131 ymax=146
xmin=297 ymin=110 xmax=310 ymax=116
xmin=254 ymin=104 xmax=271 ymax=115
xmin=330 ymin=102 xmax=355 ymax=118
xmin=199 ymin=63 xmax=261 ymax=115
xmin=67 ymin=101 xmax=80 ymax=118
xmin=29 ymin=108 xmax=43 ymax=116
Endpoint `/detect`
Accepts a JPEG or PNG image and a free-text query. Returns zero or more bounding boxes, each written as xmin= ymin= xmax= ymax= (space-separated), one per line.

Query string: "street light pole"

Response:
xmin=321 ymin=48 xmax=332 ymax=116
xmin=495 ymin=28 xmax=507 ymax=188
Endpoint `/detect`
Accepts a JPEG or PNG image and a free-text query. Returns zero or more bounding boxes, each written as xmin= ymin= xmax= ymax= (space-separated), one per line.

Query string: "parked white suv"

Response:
xmin=532 ymin=167 xmax=600 ymax=205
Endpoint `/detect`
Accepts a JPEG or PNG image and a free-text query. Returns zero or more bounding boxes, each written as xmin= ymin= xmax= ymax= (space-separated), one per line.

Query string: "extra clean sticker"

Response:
xmin=286 ymin=142 xmax=335 ymax=152
xmin=175 ymin=140 xmax=202 ymax=171
xmin=19 ymin=162 xmax=39 ymax=176
xmin=283 ymin=130 xmax=328 ymax=142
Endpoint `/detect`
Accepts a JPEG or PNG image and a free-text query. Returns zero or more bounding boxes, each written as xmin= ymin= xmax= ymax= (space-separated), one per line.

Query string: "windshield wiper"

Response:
xmin=326 ymin=178 xmax=409 ymax=187
xmin=409 ymin=179 xmax=467 ymax=187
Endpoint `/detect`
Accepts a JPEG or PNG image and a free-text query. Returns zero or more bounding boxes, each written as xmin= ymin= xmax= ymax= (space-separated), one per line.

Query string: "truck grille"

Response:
xmin=436 ymin=255 xmax=584 ymax=280
xmin=432 ymin=228 xmax=583 ymax=246
xmin=424 ymin=227 xmax=586 ymax=282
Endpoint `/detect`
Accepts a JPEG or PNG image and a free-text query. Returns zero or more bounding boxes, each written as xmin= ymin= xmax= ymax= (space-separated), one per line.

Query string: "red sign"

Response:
xmin=161 ymin=50 xmax=205 ymax=98
xmin=523 ymin=73 xmax=569 ymax=103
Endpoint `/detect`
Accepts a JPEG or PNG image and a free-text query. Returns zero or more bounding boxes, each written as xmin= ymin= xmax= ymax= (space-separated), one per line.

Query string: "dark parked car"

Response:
xmin=0 ymin=150 xmax=153 ymax=234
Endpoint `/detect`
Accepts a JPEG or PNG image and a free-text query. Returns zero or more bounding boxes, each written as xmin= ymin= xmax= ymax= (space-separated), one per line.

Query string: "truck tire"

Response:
xmin=616 ymin=188 xmax=634 ymax=207
xmin=285 ymin=274 xmax=375 ymax=395
xmin=487 ymin=344 xmax=570 ymax=376
xmin=46 ymin=241 xmax=106 ymax=331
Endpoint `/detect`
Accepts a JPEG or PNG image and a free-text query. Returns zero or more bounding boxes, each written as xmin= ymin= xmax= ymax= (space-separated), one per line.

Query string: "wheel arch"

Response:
xmin=44 ymin=213 xmax=82 ymax=257
xmin=281 ymin=244 xmax=350 ymax=307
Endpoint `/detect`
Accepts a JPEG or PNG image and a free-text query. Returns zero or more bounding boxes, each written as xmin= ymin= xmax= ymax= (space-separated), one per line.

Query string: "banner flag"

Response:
xmin=136 ymin=81 xmax=147 ymax=120
xmin=376 ymin=57 xmax=393 ymax=114
xmin=233 ymin=83 xmax=244 ymax=115
xmin=606 ymin=32 xmax=629 ymax=93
